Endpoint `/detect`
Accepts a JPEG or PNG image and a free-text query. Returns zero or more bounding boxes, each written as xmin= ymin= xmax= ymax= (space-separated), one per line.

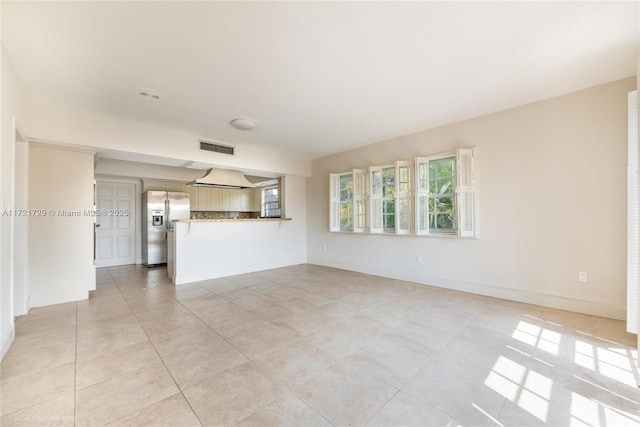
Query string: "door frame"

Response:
xmin=94 ymin=176 xmax=142 ymax=266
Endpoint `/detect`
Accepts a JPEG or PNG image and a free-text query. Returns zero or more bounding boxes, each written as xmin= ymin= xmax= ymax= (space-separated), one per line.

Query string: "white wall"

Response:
xmin=173 ymin=175 xmax=307 ymax=283
xmin=282 ymin=175 xmax=307 ymax=230
xmin=308 ymin=77 xmax=636 ymax=320
xmin=29 ymin=143 xmax=95 ymax=307
xmin=0 ymin=44 xmax=27 ymax=359
xmin=28 ymin=101 xmax=312 ymax=178
xmin=636 ymin=53 xmax=640 ymax=352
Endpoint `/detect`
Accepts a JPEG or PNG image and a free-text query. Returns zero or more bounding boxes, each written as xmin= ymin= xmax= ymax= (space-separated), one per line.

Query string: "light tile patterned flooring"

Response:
xmin=1 ymin=264 xmax=640 ymax=426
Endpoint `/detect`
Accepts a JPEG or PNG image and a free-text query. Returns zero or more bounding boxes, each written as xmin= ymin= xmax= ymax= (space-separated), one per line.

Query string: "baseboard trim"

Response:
xmin=1 ymin=323 xmax=15 ymax=361
xmin=311 ymin=259 xmax=626 ymax=320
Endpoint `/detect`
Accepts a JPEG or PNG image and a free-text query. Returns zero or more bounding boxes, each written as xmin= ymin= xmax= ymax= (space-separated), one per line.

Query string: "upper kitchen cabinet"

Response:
xmin=209 ymin=188 xmax=223 ymax=210
xmin=142 ymin=180 xmax=168 ymax=192
xmin=143 ymin=179 xmax=257 ymax=212
xmin=185 ymin=186 xmax=198 ymax=210
xmin=166 ymin=182 xmax=187 ymax=192
xmin=196 ymin=187 xmax=222 ymax=211
xmin=250 ymin=188 xmax=262 ymax=212
xmin=222 ymin=189 xmax=240 ymax=211
xmin=195 ymin=188 xmax=207 ymax=211
xmin=221 ymin=189 xmax=255 ymax=211
xmin=142 ymin=180 xmax=187 ymax=193
xmin=240 ymin=189 xmax=251 ymax=211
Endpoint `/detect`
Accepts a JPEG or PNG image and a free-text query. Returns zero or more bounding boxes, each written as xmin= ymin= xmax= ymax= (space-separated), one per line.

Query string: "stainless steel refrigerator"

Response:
xmin=142 ymin=191 xmax=190 ymax=267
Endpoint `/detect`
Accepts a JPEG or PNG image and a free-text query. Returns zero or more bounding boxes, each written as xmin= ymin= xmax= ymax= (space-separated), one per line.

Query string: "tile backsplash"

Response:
xmin=191 ymin=211 xmax=261 ymax=220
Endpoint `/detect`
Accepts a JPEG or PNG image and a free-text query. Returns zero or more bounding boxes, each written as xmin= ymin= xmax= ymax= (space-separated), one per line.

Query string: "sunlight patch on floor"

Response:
xmin=512 ymin=321 xmax=561 ymax=355
xmin=485 ymin=356 xmax=552 ymax=422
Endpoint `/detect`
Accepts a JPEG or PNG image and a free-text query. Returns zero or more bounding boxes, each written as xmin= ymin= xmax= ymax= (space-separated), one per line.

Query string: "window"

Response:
xmin=262 ymin=186 xmax=281 ymax=218
xmin=416 ymin=148 xmax=476 ymax=237
xmin=329 ymin=147 xmax=476 ymax=237
xmin=330 ymin=169 xmax=364 ymax=232
xmin=369 ymin=161 xmax=411 ymax=234
xmin=429 ymin=157 xmax=456 ymax=233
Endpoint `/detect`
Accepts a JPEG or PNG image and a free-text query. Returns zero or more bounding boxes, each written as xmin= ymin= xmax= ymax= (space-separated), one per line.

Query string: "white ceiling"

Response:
xmin=3 ymin=1 xmax=638 ymax=160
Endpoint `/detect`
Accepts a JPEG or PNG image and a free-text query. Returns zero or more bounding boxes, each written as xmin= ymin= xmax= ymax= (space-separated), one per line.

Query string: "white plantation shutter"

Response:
xmin=353 ymin=169 xmax=365 ymax=233
xmin=329 ymin=173 xmax=341 ymax=232
xmin=628 ymin=90 xmax=639 ymax=334
xmin=456 ymin=148 xmax=476 ymax=237
xmin=396 ymin=160 xmax=411 ymax=235
xmin=415 ymin=157 xmax=430 ymax=236
xmin=369 ymin=166 xmax=383 ymax=234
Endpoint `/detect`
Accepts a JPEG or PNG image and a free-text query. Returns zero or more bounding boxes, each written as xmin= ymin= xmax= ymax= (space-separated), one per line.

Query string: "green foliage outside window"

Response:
xmin=429 ymin=158 xmax=456 ymax=232
xmin=339 ymin=174 xmax=354 ymax=230
xmin=382 ymin=166 xmax=395 ymax=231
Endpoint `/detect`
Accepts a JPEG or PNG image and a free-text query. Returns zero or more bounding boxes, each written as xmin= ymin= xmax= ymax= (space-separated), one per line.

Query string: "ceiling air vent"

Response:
xmin=199 ymin=140 xmax=235 ymax=156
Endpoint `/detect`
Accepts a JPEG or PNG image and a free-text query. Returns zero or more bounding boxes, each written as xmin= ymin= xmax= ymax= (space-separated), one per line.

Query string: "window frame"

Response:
xmin=261 ymin=185 xmax=281 ymax=218
xmin=415 ymin=148 xmax=477 ymax=238
xmin=369 ymin=161 xmax=411 ymax=235
xmin=395 ymin=160 xmax=412 ymax=235
xmin=329 ymin=169 xmax=364 ymax=233
xmin=426 ymin=155 xmax=457 ymax=235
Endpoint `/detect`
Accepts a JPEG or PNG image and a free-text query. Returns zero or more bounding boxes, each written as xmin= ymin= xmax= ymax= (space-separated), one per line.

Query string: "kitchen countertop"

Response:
xmin=173 ymin=218 xmax=292 ymax=223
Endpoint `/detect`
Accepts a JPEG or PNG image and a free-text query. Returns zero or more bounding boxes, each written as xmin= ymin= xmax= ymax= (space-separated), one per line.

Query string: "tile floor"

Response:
xmin=1 ymin=264 xmax=640 ymax=426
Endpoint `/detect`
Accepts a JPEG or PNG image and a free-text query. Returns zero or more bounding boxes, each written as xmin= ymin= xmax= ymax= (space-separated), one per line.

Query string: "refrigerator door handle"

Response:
xmin=165 ymin=198 xmax=172 ymax=230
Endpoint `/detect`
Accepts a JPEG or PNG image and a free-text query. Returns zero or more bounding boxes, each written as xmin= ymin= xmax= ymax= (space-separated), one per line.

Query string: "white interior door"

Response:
xmin=95 ymin=181 xmax=135 ymax=267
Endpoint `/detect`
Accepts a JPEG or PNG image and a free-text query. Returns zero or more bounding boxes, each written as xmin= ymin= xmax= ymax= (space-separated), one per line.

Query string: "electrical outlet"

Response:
xmin=322 ymin=244 xmax=327 ymax=252
xmin=416 ymin=255 xmax=423 ymax=263
xmin=578 ymin=272 xmax=588 ymax=283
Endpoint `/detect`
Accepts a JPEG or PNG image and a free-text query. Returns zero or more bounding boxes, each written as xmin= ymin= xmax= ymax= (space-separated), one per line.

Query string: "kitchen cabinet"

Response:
xmin=251 ymin=188 xmax=262 ymax=212
xmin=142 ymin=180 xmax=188 ymax=193
xmin=196 ymin=187 xmax=222 ymax=211
xmin=166 ymin=182 xmax=187 ymax=192
xmin=185 ymin=186 xmax=198 ymax=211
xmin=240 ymin=190 xmax=249 ymax=211
xmin=222 ymin=189 xmax=240 ymax=211
xmin=195 ymin=188 xmax=206 ymax=211
xmin=221 ymin=189 xmax=256 ymax=212
xmin=142 ymin=179 xmax=258 ymax=212
xmin=142 ymin=180 xmax=168 ymax=192
xmin=209 ymin=188 xmax=222 ymax=210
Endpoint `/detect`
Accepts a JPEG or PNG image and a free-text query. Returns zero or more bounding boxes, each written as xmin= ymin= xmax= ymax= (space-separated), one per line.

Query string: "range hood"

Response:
xmin=187 ymin=168 xmax=256 ymax=189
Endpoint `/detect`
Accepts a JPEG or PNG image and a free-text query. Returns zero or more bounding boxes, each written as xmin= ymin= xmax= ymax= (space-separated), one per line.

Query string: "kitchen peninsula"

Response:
xmin=167 ymin=217 xmax=303 ymax=285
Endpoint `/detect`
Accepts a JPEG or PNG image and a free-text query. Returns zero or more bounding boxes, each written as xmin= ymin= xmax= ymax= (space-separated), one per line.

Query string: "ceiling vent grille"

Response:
xmin=199 ymin=140 xmax=235 ymax=156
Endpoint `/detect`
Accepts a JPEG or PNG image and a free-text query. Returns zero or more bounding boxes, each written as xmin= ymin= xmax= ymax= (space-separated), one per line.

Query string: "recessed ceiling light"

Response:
xmin=133 ymin=88 xmax=163 ymax=100
xmin=230 ymin=118 xmax=256 ymax=131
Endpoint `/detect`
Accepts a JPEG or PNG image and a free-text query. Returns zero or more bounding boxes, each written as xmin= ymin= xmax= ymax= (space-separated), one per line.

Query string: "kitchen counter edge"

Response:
xmin=172 ymin=218 xmax=292 ymax=223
